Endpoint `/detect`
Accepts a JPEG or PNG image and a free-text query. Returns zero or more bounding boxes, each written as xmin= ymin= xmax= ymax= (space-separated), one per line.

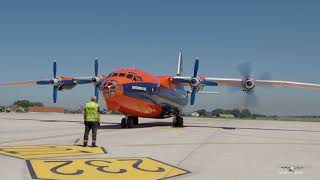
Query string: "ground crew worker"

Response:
xmin=83 ymin=96 xmax=100 ymax=147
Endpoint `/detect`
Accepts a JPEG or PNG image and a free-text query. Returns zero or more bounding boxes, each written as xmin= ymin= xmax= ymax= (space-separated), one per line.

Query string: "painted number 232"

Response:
xmin=45 ymin=159 xmax=165 ymax=175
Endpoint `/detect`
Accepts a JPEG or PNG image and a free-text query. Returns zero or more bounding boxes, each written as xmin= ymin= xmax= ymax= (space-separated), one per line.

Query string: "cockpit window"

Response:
xmin=133 ymin=76 xmax=138 ymax=81
xmin=126 ymin=74 xmax=134 ymax=79
xmin=137 ymin=76 xmax=143 ymax=81
xmin=112 ymin=73 xmax=118 ymax=77
xmin=119 ymin=73 xmax=126 ymax=77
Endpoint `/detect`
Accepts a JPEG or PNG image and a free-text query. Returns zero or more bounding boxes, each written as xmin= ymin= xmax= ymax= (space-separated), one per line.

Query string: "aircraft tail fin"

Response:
xmin=176 ymin=49 xmax=183 ymax=76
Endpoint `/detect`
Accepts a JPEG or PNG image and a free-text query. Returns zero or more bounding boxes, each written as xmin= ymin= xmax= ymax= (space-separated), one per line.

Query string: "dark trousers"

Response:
xmin=84 ymin=121 xmax=98 ymax=144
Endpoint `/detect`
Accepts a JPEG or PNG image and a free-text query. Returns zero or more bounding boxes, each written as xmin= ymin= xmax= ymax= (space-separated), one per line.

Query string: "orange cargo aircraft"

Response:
xmin=2 ymin=50 xmax=320 ymax=128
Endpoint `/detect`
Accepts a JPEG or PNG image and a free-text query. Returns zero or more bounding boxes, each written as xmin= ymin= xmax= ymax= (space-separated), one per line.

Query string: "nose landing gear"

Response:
xmin=173 ymin=116 xmax=184 ymax=127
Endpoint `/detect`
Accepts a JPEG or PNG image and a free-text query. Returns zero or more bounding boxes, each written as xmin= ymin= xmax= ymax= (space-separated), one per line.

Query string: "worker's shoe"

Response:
xmin=91 ymin=143 xmax=98 ymax=147
xmin=83 ymin=142 xmax=88 ymax=147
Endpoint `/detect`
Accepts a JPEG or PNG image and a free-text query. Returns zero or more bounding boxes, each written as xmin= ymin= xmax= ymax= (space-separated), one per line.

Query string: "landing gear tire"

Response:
xmin=121 ymin=118 xmax=127 ymax=128
xmin=127 ymin=117 xmax=134 ymax=128
xmin=133 ymin=117 xmax=139 ymax=125
xmin=173 ymin=116 xmax=184 ymax=127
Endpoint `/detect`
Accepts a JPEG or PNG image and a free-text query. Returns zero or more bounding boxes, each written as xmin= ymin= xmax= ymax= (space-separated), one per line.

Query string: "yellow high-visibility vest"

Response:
xmin=85 ymin=102 xmax=100 ymax=122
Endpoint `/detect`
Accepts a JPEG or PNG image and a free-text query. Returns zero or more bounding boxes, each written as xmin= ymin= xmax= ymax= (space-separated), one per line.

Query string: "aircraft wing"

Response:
xmin=0 ymin=81 xmax=37 ymax=86
xmin=254 ymin=80 xmax=320 ymax=89
xmin=0 ymin=77 xmax=96 ymax=87
xmin=0 ymin=60 xmax=104 ymax=103
xmin=172 ymin=76 xmax=320 ymax=90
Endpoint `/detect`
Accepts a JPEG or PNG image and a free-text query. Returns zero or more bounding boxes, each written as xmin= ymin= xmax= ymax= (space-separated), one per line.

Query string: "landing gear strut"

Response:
xmin=121 ymin=116 xmax=138 ymax=128
xmin=173 ymin=116 xmax=184 ymax=127
xmin=173 ymin=109 xmax=183 ymax=127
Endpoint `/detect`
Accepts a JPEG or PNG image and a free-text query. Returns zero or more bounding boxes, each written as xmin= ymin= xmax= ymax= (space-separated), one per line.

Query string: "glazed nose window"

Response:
xmin=102 ymin=80 xmax=120 ymax=98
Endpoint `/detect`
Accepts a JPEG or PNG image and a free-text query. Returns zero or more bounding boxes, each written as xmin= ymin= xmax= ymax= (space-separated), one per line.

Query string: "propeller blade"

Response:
xmin=95 ymin=85 xmax=100 ymax=102
xmin=237 ymin=62 xmax=252 ymax=78
xmin=95 ymin=58 xmax=99 ymax=77
xmin=190 ymin=88 xmax=197 ymax=105
xmin=53 ymin=86 xmax=58 ymax=103
xmin=193 ymin=59 xmax=199 ymax=77
xmin=244 ymin=91 xmax=259 ymax=107
xmin=53 ymin=61 xmax=57 ymax=78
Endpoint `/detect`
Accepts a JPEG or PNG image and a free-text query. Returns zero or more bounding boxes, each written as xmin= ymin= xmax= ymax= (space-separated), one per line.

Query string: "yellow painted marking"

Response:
xmin=0 ymin=145 xmax=107 ymax=159
xmin=27 ymin=157 xmax=190 ymax=180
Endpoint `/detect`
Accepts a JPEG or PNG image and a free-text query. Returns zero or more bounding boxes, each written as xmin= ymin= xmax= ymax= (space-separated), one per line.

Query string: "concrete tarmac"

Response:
xmin=0 ymin=113 xmax=320 ymax=180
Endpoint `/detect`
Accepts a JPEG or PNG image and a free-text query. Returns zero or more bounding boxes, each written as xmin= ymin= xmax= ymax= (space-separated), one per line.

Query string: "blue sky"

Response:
xmin=1 ymin=0 xmax=320 ymax=115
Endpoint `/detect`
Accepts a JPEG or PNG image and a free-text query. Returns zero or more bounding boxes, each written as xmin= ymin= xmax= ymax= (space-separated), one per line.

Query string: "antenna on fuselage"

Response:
xmin=177 ymin=49 xmax=183 ymax=76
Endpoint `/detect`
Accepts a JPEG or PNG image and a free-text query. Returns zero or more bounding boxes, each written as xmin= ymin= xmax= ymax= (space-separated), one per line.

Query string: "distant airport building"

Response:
xmin=29 ymin=106 xmax=64 ymax=113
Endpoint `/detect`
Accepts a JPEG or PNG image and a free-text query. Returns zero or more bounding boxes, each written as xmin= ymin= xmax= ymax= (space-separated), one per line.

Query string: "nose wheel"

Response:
xmin=173 ymin=116 xmax=184 ymax=127
xmin=121 ymin=117 xmax=139 ymax=128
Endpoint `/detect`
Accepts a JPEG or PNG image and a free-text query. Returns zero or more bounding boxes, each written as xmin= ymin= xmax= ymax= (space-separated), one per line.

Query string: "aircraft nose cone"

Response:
xmin=102 ymin=80 xmax=121 ymax=98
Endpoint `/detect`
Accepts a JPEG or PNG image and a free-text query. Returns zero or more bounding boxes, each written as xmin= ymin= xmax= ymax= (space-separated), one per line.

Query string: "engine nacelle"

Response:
xmin=242 ymin=78 xmax=255 ymax=93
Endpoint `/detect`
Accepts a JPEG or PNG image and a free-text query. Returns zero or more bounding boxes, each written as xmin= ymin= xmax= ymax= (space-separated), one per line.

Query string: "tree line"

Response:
xmin=195 ymin=108 xmax=266 ymax=119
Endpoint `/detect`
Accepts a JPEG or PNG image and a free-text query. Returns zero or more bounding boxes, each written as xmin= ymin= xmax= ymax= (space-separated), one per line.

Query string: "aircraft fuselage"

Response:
xmin=101 ymin=68 xmax=188 ymax=118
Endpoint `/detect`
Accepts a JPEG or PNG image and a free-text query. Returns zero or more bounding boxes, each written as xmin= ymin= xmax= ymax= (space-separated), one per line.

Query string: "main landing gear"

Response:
xmin=121 ymin=116 xmax=139 ymax=128
xmin=173 ymin=109 xmax=183 ymax=127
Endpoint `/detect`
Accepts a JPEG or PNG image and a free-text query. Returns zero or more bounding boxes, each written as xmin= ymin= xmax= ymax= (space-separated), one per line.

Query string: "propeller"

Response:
xmin=36 ymin=61 xmax=75 ymax=103
xmin=94 ymin=58 xmax=101 ymax=102
xmin=76 ymin=58 xmax=103 ymax=102
xmin=190 ymin=59 xmax=199 ymax=105
xmin=235 ymin=62 xmax=272 ymax=107
xmin=52 ymin=61 xmax=58 ymax=103
xmin=189 ymin=59 xmax=217 ymax=105
xmin=36 ymin=61 xmax=60 ymax=103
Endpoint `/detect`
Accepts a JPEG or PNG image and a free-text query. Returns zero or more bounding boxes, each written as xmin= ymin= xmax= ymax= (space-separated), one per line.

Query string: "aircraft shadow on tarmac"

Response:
xmin=99 ymin=122 xmax=172 ymax=129
xmin=1 ymin=117 xmax=320 ymax=133
xmin=99 ymin=122 xmax=320 ymax=133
